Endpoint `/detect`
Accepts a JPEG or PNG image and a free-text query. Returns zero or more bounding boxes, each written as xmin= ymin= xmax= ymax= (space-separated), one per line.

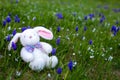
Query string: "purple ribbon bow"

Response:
xmin=25 ymin=42 xmax=43 ymax=53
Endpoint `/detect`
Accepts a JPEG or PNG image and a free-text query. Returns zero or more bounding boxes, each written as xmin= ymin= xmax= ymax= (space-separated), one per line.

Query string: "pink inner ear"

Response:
xmin=38 ymin=30 xmax=52 ymax=38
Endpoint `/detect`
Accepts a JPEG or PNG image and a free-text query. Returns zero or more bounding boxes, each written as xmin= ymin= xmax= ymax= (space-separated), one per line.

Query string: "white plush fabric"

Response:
xmin=8 ymin=26 xmax=58 ymax=71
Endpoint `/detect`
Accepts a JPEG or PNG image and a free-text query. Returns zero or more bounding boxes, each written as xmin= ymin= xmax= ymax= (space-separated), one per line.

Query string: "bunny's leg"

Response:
xmin=20 ymin=48 xmax=34 ymax=63
xmin=29 ymin=58 xmax=46 ymax=71
xmin=46 ymin=56 xmax=58 ymax=68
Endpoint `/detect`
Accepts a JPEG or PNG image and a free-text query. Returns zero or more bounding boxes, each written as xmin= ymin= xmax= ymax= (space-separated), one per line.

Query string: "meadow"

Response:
xmin=0 ymin=0 xmax=120 ymax=80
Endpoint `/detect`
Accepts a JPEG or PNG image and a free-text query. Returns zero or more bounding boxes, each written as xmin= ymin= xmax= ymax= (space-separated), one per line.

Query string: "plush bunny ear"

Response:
xmin=34 ymin=26 xmax=53 ymax=40
xmin=8 ymin=33 xmax=21 ymax=51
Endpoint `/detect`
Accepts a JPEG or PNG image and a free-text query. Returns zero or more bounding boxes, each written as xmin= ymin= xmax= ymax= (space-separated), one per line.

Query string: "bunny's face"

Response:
xmin=20 ymin=29 xmax=40 ymax=46
xmin=8 ymin=26 xmax=53 ymax=51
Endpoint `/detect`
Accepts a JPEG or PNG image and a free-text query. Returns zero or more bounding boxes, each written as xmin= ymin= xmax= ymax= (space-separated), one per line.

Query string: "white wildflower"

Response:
xmin=102 ymin=54 xmax=105 ymax=57
xmin=47 ymin=73 xmax=51 ymax=77
xmin=73 ymin=53 xmax=75 ymax=56
xmin=15 ymin=57 xmax=19 ymax=62
xmin=8 ymin=54 xmax=11 ymax=56
xmin=73 ymin=61 xmax=77 ymax=67
xmin=108 ymin=56 xmax=113 ymax=61
xmin=109 ymin=47 xmax=113 ymax=50
xmin=88 ymin=47 xmax=91 ymax=51
xmin=22 ymin=21 xmax=25 ymax=24
xmin=8 ymin=26 xmax=11 ymax=31
xmin=66 ymin=29 xmax=69 ymax=31
xmin=32 ymin=16 xmax=36 ymax=21
xmin=82 ymin=36 xmax=85 ymax=40
xmin=90 ymin=55 xmax=94 ymax=59
xmin=16 ymin=71 xmax=21 ymax=76
xmin=92 ymin=28 xmax=96 ymax=32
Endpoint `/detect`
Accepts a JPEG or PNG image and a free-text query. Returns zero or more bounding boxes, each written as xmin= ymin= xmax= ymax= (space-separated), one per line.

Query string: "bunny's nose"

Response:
xmin=29 ymin=36 xmax=32 ymax=39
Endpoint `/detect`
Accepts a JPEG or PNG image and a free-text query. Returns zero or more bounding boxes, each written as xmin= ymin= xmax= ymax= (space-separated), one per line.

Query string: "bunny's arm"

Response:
xmin=20 ymin=47 xmax=34 ymax=63
xmin=40 ymin=42 xmax=52 ymax=55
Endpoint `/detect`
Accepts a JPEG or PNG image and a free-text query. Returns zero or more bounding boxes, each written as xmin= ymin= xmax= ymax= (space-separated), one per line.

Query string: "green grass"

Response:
xmin=0 ymin=0 xmax=120 ymax=80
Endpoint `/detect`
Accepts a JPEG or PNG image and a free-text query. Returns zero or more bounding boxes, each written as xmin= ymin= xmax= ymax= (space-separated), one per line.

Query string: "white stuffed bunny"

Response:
xmin=8 ymin=26 xmax=58 ymax=71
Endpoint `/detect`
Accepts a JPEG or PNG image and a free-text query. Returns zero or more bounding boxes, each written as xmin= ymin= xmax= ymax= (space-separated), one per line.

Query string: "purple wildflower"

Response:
xmin=12 ymin=42 xmax=17 ymax=50
xmin=15 ymin=15 xmax=20 ymax=23
xmin=6 ymin=16 xmax=11 ymax=23
xmin=56 ymin=13 xmax=63 ymax=19
xmin=51 ymin=48 xmax=56 ymax=55
xmin=57 ymin=26 xmax=61 ymax=32
xmin=6 ymin=35 xmax=11 ymax=41
xmin=12 ymin=29 xmax=16 ymax=36
xmin=89 ymin=40 xmax=93 ymax=45
xmin=2 ymin=20 xmax=6 ymax=26
xmin=75 ymin=26 xmax=78 ymax=32
xmin=68 ymin=60 xmax=73 ymax=71
xmin=56 ymin=37 xmax=60 ymax=45
xmin=57 ymin=68 xmax=62 ymax=74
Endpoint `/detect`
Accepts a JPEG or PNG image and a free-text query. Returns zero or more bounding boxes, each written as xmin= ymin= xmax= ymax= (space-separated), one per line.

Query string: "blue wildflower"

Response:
xmin=12 ymin=42 xmax=17 ymax=50
xmin=6 ymin=16 xmax=11 ymax=23
xmin=15 ymin=15 xmax=20 ymax=23
xmin=75 ymin=26 xmax=78 ymax=32
xmin=89 ymin=40 xmax=93 ymax=45
xmin=68 ymin=60 xmax=73 ymax=71
xmin=100 ymin=15 xmax=105 ymax=23
xmin=57 ymin=68 xmax=62 ymax=74
xmin=117 ymin=27 xmax=119 ymax=32
xmin=2 ymin=20 xmax=6 ymax=26
xmin=16 ymin=0 xmax=19 ymax=3
xmin=113 ymin=32 xmax=117 ymax=36
xmin=112 ymin=8 xmax=119 ymax=13
xmin=104 ymin=5 xmax=109 ymax=10
xmin=116 ymin=21 xmax=119 ymax=24
xmin=84 ymin=16 xmax=87 ymax=20
xmin=56 ymin=13 xmax=63 ymax=19
xmin=51 ymin=48 xmax=56 ymax=55
xmin=8 ymin=13 xmax=11 ymax=16
xmin=100 ymin=18 xmax=104 ymax=23
xmin=84 ymin=26 xmax=87 ymax=31
xmin=21 ymin=27 xmax=27 ymax=32
xmin=89 ymin=14 xmax=94 ymax=19
xmin=72 ymin=12 xmax=77 ymax=17
xmin=111 ymin=25 xmax=117 ymax=32
xmin=57 ymin=26 xmax=61 ymax=32
xmin=56 ymin=37 xmax=60 ymax=45
xmin=27 ymin=26 xmax=31 ymax=29
xmin=6 ymin=35 xmax=11 ymax=41
xmin=12 ymin=29 xmax=16 ymax=36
